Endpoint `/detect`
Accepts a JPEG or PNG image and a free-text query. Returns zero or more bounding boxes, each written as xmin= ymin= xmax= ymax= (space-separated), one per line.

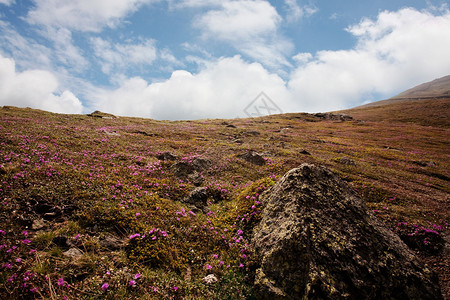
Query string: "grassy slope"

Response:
xmin=0 ymin=105 xmax=448 ymax=299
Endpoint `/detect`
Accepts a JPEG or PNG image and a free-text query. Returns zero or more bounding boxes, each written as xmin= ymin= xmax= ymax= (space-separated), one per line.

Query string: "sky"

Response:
xmin=0 ymin=0 xmax=450 ymax=120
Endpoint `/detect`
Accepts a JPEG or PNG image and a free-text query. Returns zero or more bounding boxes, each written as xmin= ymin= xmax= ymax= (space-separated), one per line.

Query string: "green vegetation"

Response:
xmin=0 ymin=104 xmax=448 ymax=298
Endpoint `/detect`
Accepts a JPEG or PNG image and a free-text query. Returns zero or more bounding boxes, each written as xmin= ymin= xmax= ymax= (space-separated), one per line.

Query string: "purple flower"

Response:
xmin=129 ymin=280 xmax=136 ymax=286
xmin=129 ymin=233 xmax=141 ymax=239
xmin=173 ymin=286 xmax=178 ymax=291
xmin=57 ymin=278 xmax=65 ymax=286
xmin=134 ymin=273 xmax=141 ymax=279
xmin=101 ymin=283 xmax=109 ymax=291
xmin=30 ymin=287 xmax=39 ymax=293
xmin=0 ymin=229 xmax=6 ymax=235
xmin=205 ymin=264 xmax=212 ymax=270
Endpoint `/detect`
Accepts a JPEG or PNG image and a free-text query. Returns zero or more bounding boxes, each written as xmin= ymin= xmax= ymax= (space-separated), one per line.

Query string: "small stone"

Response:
xmin=299 ymin=149 xmax=311 ymax=155
xmin=183 ymin=187 xmax=209 ymax=209
xmin=63 ymin=248 xmax=83 ymax=260
xmin=203 ymin=274 xmax=218 ymax=285
xmin=237 ymin=151 xmax=266 ymax=166
xmin=32 ymin=218 xmax=46 ymax=230
xmin=157 ymin=152 xmax=178 ymax=161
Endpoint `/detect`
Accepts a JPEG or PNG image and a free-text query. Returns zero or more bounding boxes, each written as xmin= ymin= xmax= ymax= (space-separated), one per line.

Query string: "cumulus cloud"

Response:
xmin=90 ymin=37 xmax=158 ymax=75
xmin=194 ymin=0 xmax=293 ymax=68
xmin=0 ymin=54 xmax=83 ymax=114
xmin=0 ymin=0 xmax=14 ymax=6
xmin=287 ymin=7 xmax=450 ymax=112
xmin=26 ymin=0 xmax=158 ymax=32
xmin=90 ymin=55 xmax=288 ymax=120
xmin=283 ymin=0 xmax=317 ymax=23
xmin=89 ymin=7 xmax=450 ymax=119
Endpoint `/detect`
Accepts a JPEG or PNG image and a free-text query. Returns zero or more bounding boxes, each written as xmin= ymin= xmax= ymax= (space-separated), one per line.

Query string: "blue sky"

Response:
xmin=0 ymin=0 xmax=449 ymax=119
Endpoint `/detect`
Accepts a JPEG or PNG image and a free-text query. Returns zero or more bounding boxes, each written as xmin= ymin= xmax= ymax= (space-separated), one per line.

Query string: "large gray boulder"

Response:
xmin=252 ymin=164 xmax=442 ymax=299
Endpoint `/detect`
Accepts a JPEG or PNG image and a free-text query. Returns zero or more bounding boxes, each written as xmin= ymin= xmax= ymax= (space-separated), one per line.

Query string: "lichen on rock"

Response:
xmin=251 ymin=163 xmax=443 ymax=299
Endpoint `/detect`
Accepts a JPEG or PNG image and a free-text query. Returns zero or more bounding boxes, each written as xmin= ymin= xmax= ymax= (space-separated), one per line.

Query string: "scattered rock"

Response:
xmin=102 ymin=130 xmax=120 ymax=136
xmin=171 ymin=161 xmax=194 ymax=178
xmin=52 ymin=235 xmax=72 ymax=250
xmin=237 ymin=151 xmax=266 ymax=166
xmin=280 ymin=128 xmax=290 ymax=135
xmin=299 ymin=149 xmax=311 ymax=155
xmin=338 ymin=156 xmax=356 ymax=166
xmin=183 ymin=187 xmax=209 ymax=209
xmin=245 ymin=130 xmax=261 ymax=136
xmin=171 ymin=157 xmax=212 ymax=179
xmin=157 ymin=152 xmax=178 ymax=161
xmin=88 ymin=111 xmax=117 ymax=119
xmin=134 ymin=130 xmax=157 ymax=137
xmin=99 ymin=234 xmax=123 ymax=250
xmin=187 ymin=172 xmax=204 ymax=186
xmin=203 ymin=274 xmax=218 ymax=285
xmin=192 ymin=157 xmax=212 ymax=170
xmin=314 ymin=113 xmax=353 ymax=121
xmin=252 ymin=163 xmax=442 ymax=299
xmin=63 ymin=248 xmax=83 ymax=260
xmin=32 ymin=218 xmax=46 ymax=230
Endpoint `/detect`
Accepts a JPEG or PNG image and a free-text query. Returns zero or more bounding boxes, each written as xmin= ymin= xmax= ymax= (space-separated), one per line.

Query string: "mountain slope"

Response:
xmin=0 ymin=102 xmax=448 ymax=298
xmin=337 ymin=75 xmax=450 ymax=127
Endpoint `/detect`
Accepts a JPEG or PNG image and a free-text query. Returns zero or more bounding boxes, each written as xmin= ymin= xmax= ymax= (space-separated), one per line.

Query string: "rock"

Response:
xmin=32 ymin=218 xmax=46 ymax=230
xmin=237 ymin=151 xmax=266 ymax=166
xmin=171 ymin=157 xmax=211 ymax=179
xmin=171 ymin=161 xmax=194 ymax=178
xmin=252 ymin=164 xmax=442 ymax=300
xmin=226 ymin=124 xmax=237 ymax=128
xmin=63 ymin=248 xmax=83 ymax=260
xmin=313 ymin=113 xmax=353 ymax=121
xmin=157 ymin=152 xmax=178 ymax=161
xmin=246 ymin=130 xmax=261 ymax=136
xmin=87 ymin=111 xmax=117 ymax=119
xmin=99 ymin=234 xmax=123 ymax=250
xmin=203 ymin=274 xmax=218 ymax=285
xmin=52 ymin=235 xmax=72 ymax=250
xmin=299 ymin=149 xmax=311 ymax=155
xmin=187 ymin=172 xmax=204 ymax=186
xmin=280 ymin=128 xmax=290 ymax=135
xmin=183 ymin=187 xmax=209 ymax=209
xmin=338 ymin=156 xmax=356 ymax=166
xmin=192 ymin=157 xmax=212 ymax=170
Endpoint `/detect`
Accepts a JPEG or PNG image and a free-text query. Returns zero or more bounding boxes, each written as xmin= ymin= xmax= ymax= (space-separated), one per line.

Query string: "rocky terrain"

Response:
xmin=0 ymin=77 xmax=449 ymax=299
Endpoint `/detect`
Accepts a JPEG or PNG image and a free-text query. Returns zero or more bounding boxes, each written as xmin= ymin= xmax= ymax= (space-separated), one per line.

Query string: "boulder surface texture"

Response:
xmin=252 ymin=163 xmax=442 ymax=300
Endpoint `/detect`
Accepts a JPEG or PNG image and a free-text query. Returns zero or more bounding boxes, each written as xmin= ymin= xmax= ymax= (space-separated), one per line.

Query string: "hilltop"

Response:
xmin=0 ymin=76 xmax=449 ymax=298
xmin=337 ymin=75 xmax=450 ymax=127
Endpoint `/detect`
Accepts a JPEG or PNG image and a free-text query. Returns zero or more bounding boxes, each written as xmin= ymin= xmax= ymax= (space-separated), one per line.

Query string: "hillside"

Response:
xmin=0 ymin=105 xmax=448 ymax=298
xmin=338 ymin=75 xmax=450 ymax=127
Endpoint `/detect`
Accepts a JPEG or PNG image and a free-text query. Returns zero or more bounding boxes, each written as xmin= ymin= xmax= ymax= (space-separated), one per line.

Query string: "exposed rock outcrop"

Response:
xmin=252 ymin=164 xmax=442 ymax=299
xmin=237 ymin=151 xmax=266 ymax=166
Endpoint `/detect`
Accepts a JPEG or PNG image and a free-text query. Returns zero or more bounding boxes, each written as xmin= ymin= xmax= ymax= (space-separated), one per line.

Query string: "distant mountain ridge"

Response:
xmin=393 ymin=75 xmax=450 ymax=99
xmin=336 ymin=75 xmax=450 ymax=127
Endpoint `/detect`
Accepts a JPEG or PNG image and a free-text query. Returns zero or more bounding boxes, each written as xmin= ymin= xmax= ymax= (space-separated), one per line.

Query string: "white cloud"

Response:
xmin=91 ymin=37 xmax=158 ymax=75
xmin=283 ymin=0 xmax=317 ymax=23
xmin=0 ymin=54 xmax=83 ymax=114
xmin=0 ymin=20 xmax=53 ymax=71
xmin=90 ymin=55 xmax=288 ymax=119
xmin=168 ymin=0 xmax=223 ymax=8
xmin=194 ymin=0 xmax=293 ymax=68
xmin=287 ymin=7 xmax=450 ymax=112
xmin=0 ymin=0 xmax=14 ymax=6
xmin=88 ymin=7 xmax=450 ymax=119
xmin=26 ymin=0 xmax=157 ymax=32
